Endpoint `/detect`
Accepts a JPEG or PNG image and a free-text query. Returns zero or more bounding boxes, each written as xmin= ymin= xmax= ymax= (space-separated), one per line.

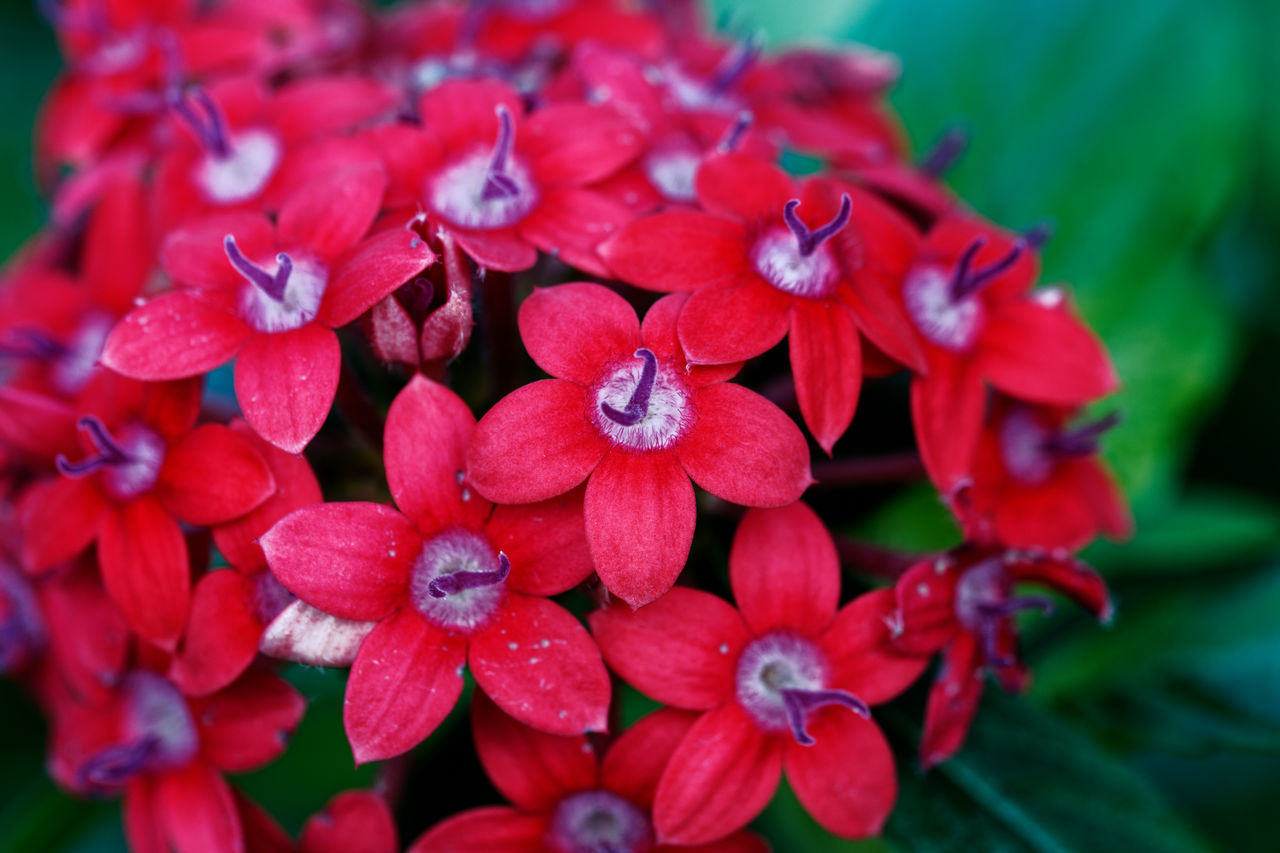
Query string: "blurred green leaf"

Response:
xmin=882 ymin=692 xmax=1214 ymax=853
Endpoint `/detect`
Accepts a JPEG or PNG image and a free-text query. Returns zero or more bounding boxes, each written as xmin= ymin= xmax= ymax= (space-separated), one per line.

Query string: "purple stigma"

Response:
xmin=708 ymin=35 xmax=762 ymax=97
xmin=918 ymin=125 xmax=968 ymax=178
xmin=427 ymin=552 xmax=510 ymax=598
xmin=56 ymin=417 xmax=132 ymax=478
xmin=0 ymin=328 xmax=66 ymax=361
xmin=224 ymin=235 xmax=292 ymax=302
xmin=1043 ymin=411 xmax=1121 ymax=457
xmin=481 ymin=105 xmax=520 ymax=202
xmin=169 ymin=87 xmax=231 ymax=158
xmin=948 ymin=236 xmax=1025 ymax=302
xmin=1023 ymin=221 xmax=1053 ymax=250
xmin=79 ymin=737 xmax=160 ymax=788
xmin=783 ymin=194 xmax=852 ymax=258
xmin=716 ymin=109 xmax=753 ymax=153
xmin=780 ymin=688 xmax=870 ymax=746
xmin=976 ymin=594 xmax=1053 ymax=668
xmin=979 ymin=594 xmax=1055 ymax=619
xmin=601 ymin=348 xmax=657 ymax=426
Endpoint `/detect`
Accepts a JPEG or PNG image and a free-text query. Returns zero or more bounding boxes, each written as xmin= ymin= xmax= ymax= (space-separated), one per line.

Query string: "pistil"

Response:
xmin=1042 ymin=411 xmax=1120 ymax=457
xmin=601 ymin=349 xmax=657 ymax=426
xmin=783 ymin=195 xmax=853 ymax=257
xmin=948 ymin=236 xmax=1025 ymax=302
xmin=780 ymin=687 xmax=870 ymax=746
xmin=170 ymin=87 xmax=231 ymax=159
xmin=428 ymin=552 xmax=510 ymax=598
xmin=225 ymin=235 xmax=293 ymax=302
xmin=56 ymin=417 xmax=133 ymax=478
xmin=481 ymin=105 xmax=520 ymax=202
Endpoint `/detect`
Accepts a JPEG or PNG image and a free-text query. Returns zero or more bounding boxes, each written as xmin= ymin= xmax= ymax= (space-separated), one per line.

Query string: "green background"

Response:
xmin=2 ymin=0 xmax=1279 ymax=849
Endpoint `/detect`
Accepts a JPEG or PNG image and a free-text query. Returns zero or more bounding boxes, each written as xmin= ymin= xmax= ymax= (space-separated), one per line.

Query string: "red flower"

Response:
xmin=299 ymin=790 xmax=399 ymax=853
xmin=376 ymin=78 xmax=640 ymax=275
xmin=891 ymin=217 xmax=1119 ymax=490
xmin=262 ymin=376 xmax=609 ymax=763
xmin=600 ymin=151 xmax=923 ymax=454
xmin=590 ymin=502 xmax=926 ymax=844
xmin=967 ymin=397 xmax=1132 ymax=550
xmin=467 ymin=283 xmax=813 ymax=607
xmin=891 ymin=545 xmax=1112 ymax=767
xmin=409 ymin=691 xmax=769 ymax=853
xmin=18 ymin=379 xmax=276 ymax=648
xmin=101 ymin=175 xmax=435 ymax=452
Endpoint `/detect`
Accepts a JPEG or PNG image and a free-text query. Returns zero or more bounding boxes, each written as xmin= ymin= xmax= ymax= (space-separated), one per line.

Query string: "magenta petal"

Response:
xmin=102 ymin=292 xmax=251 ymax=381
xmin=234 ymin=325 xmax=341 ymax=454
xmin=98 ymin=498 xmax=189 ymax=650
xmin=789 ymin=300 xmax=862 ymax=455
xmin=470 ymin=594 xmax=610 ymax=735
xmin=519 ymin=187 xmax=635 ymax=278
xmin=260 ymin=502 xmax=419 ymax=622
xmin=345 ymin=609 xmax=467 ymax=764
xmin=156 ymin=424 xmax=276 ymax=526
xmin=486 ymin=489 xmax=594 ymax=597
xmin=783 ymin=710 xmax=897 ymax=839
xmin=169 ymin=570 xmax=262 ymax=697
xmin=730 ymin=502 xmax=840 ymax=635
xmin=467 ymin=380 xmax=608 ymax=504
xmin=319 ymin=226 xmax=436 ymax=329
xmin=277 ymin=160 xmax=388 ymax=260
xmin=517 ymin=283 xmax=640 ymax=385
xmin=600 ymin=211 xmax=749 ymax=293
xmin=407 ymin=807 xmax=548 ymax=853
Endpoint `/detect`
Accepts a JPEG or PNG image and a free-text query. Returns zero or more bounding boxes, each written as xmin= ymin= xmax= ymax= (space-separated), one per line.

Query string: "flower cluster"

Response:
xmin=1 ymin=0 xmax=1130 ymax=850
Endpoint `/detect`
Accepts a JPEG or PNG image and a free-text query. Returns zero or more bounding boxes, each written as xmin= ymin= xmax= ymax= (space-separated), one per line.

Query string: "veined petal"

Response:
xmin=523 ymin=103 xmax=642 ymax=186
xmin=730 ymin=502 xmax=840 ymax=635
xmin=277 ymin=161 xmax=387 ymax=261
xmin=519 ymin=187 xmax=634 ymax=279
xmin=319 ymin=226 xmax=437 ymax=329
xmin=259 ymin=600 xmax=377 ymax=668
xmin=677 ymin=278 xmax=791 ymax=365
xmin=486 ymin=489 xmax=594 ymax=597
xmin=517 ymin=283 xmax=640 ymax=386
xmin=695 ymin=153 xmax=794 ymax=223
xmin=789 ymin=300 xmax=862 ymax=455
xmin=601 ymin=708 xmax=701 ymax=808
xmin=195 ymin=669 xmax=306 ymax=773
xmin=234 ymin=325 xmax=341 ymax=454
xmin=820 ymin=589 xmax=929 ymax=705
xmin=102 ymin=292 xmax=251 ymax=381
xmin=783 ymin=710 xmax=897 ymax=839
xmin=156 ymin=424 xmax=276 ymax=526
xmin=600 ymin=211 xmax=749 ymax=293
xmin=98 ymin=498 xmax=189 ymax=650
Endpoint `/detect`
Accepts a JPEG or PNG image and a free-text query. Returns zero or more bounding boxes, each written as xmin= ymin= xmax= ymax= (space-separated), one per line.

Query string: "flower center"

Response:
xmin=430 ymin=105 xmax=538 ymax=230
xmin=547 ymin=790 xmax=653 ymax=853
xmin=954 ymin=557 xmax=1054 ymax=668
xmin=642 ymin=140 xmax=701 ymax=203
xmin=224 ymin=234 xmax=327 ymax=333
xmin=664 ymin=38 xmax=761 ymax=114
xmin=195 ymin=129 xmax=283 ymax=205
xmin=408 ymin=528 xmax=509 ymax=632
xmin=903 ymin=235 xmax=1029 ymax=351
xmin=735 ymin=631 xmax=869 ymax=745
xmin=750 ymin=195 xmax=852 ymax=299
xmin=590 ymin=349 xmax=692 ymax=451
xmin=57 ymin=417 xmax=165 ymax=501
xmin=78 ymin=672 xmax=197 ymax=790
xmin=1000 ymin=407 xmax=1121 ymax=486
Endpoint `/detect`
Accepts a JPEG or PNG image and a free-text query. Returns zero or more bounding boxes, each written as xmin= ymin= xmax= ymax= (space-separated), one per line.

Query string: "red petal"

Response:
xmin=640 ymin=292 xmax=742 ymax=387
xmin=783 ymin=710 xmax=897 ymax=839
xmin=1008 ymin=555 xmax=1113 ymax=623
xmin=102 ymin=292 xmax=251 ymax=380
xmin=601 ymin=708 xmax=701 ymax=808
xmin=523 ymin=103 xmax=642 ymax=186
xmin=678 ymin=383 xmax=812 ymax=507
xmin=470 ymin=691 xmax=599 ymax=812
xmin=653 ymin=703 xmax=783 ymax=845
xmin=82 ymin=174 xmax=150 ymax=313
xmin=319 ymin=226 xmax=436 ymax=328
xmin=169 ymin=570 xmax=262 ymax=697
xmin=921 ymin=632 xmax=985 ymax=768
xmin=385 ymin=375 xmax=489 ymax=533
xmin=467 ymin=380 xmax=607 ymax=504
xmin=299 ymin=791 xmax=399 ymax=853
xmin=470 ymin=593 xmax=610 ymax=735
xmin=517 ymin=283 xmax=640 ymax=385
xmin=141 ymin=378 xmax=205 ymax=441
xmin=234 ymin=789 xmax=293 ymax=853
xmin=156 ymin=424 xmax=276 ymax=526
xmin=0 ymin=387 xmax=78 ymax=463
xmin=155 ymin=761 xmax=243 ymax=853
xmin=38 ymin=566 xmax=128 ymax=703
xmin=345 ymin=609 xmax=466 ymax=764
xmin=980 ymin=296 xmax=1119 ymax=405
xmin=259 ymin=600 xmax=377 ymax=667
xmin=19 ymin=476 xmax=107 ymax=572
xmin=98 ymin=498 xmax=189 ymax=649
xmin=161 ymin=212 xmax=274 ymax=291
xmin=677 ymin=278 xmax=791 ymax=364
xmin=820 ymin=589 xmax=929 ymax=705
xmin=892 ymin=559 xmax=960 ymax=656
xmin=519 ymin=187 xmax=635 ymax=278
xmin=260 ymin=502 xmax=418 ymax=622
xmin=123 ymin=777 xmax=166 ymax=853
xmin=406 ymin=808 xmax=547 ymax=853
xmin=452 ymin=227 xmax=538 ymax=273
xmin=789 ymin=300 xmax=862 ymax=455
xmin=417 ymin=80 xmax=523 ymax=153
xmin=277 ymin=161 xmax=387 ymax=260
xmin=195 ymin=669 xmax=306 ymax=773
xmin=585 ymin=451 xmax=695 ymax=607
xmin=599 ymin=211 xmax=749 ymax=293
xmin=486 ymin=489 xmax=594 ymax=597
xmin=730 ymin=502 xmax=839 ymax=635
xmin=588 ymin=588 xmax=747 ymax=710
xmin=274 ymin=76 xmax=400 ymax=142
xmin=235 ymin=325 xmax=341 ymax=454
xmin=909 ymin=353 xmax=984 ymax=491
xmin=695 ymin=153 xmax=794 ymax=223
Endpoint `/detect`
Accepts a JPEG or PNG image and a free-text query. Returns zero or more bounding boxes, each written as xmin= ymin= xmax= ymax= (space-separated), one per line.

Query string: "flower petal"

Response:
xmin=601 ymin=708 xmax=701 ymax=808
xmin=654 ymin=703 xmax=783 ymax=846
xmin=259 ymin=600 xmax=377 ymax=668
xmin=585 ymin=451 xmax=695 ymax=608
xmin=730 ymin=502 xmax=839 ymax=635
xmin=470 ymin=594 xmax=610 ymax=736
xmin=788 ymin=300 xmax=862 ymax=455
xmin=98 ymin=497 xmax=189 ymax=650
xmin=156 ymin=424 xmax=276 ymax=526
xmin=820 ymin=589 xmax=929 ymax=705
xmin=921 ymin=632 xmax=985 ymax=768
xmin=783 ymin=709 xmax=897 ymax=839
xmin=102 ymin=292 xmax=251 ymax=381
xmin=452 ymin=227 xmax=538 ymax=273
xmin=599 ymin=211 xmax=749 ymax=293
xmin=260 ymin=502 xmax=418 ymax=622
xmin=470 ymin=691 xmax=599 ymax=812
xmin=1008 ymin=554 xmax=1113 ymax=623
xmin=169 ymin=570 xmax=262 ymax=697
xmin=385 ymin=375 xmax=490 ymax=533
xmin=344 ymin=609 xmax=466 ymax=764
xmin=695 ymin=153 xmax=794 ymax=223
xmin=467 ymin=380 xmax=608 ymax=504
xmin=517 ymin=283 xmax=640 ymax=385
xmin=520 ymin=187 xmax=635 ymax=278
xmin=407 ymin=808 xmax=547 ymax=853
xmin=277 ymin=160 xmax=387 ymax=260
xmin=892 ymin=559 xmax=961 ymax=656
xmin=155 ymin=761 xmax=243 ymax=853
xmin=678 ymin=383 xmax=812 ymax=507
xmin=299 ymin=791 xmax=399 ymax=853
xmin=523 ymin=103 xmax=642 ymax=186
xmin=195 ymin=669 xmax=306 ymax=773
xmin=909 ymin=353 xmax=984 ymax=491
xmin=486 ymin=488 xmax=594 ymax=597
xmin=319 ymin=226 xmax=437 ymax=328
xmin=588 ymin=588 xmax=747 ymax=710
xmin=161 ymin=212 xmax=274 ymax=291
xmin=18 ymin=476 xmax=108 ymax=573
xmin=235 ymin=324 xmax=341 ymax=454
xmin=677 ymin=278 xmax=791 ymax=365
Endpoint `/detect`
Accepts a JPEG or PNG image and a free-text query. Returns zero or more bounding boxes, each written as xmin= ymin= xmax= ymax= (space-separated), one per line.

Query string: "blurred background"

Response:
xmin=1 ymin=0 xmax=1277 ymax=850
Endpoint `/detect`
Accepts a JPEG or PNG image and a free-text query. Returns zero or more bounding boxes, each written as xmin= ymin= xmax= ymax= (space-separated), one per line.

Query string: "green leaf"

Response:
xmin=882 ymin=693 xmax=1214 ymax=853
